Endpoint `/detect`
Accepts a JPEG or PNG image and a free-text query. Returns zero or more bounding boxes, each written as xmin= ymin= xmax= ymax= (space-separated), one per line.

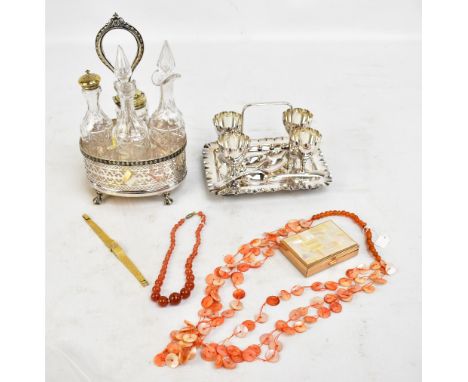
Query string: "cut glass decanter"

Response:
xmin=112 ymin=46 xmax=150 ymax=159
xmin=149 ymin=41 xmax=186 ymax=156
xmin=78 ymin=70 xmax=113 ymax=144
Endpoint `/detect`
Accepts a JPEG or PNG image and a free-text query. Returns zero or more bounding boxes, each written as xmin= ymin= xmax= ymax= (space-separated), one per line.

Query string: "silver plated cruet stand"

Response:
xmin=78 ymin=14 xmax=187 ymax=205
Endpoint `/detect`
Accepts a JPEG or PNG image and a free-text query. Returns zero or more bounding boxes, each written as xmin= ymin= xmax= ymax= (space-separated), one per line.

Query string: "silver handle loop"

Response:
xmin=241 ymin=101 xmax=293 ymax=133
xmin=95 ymin=13 xmax=145 ymax=74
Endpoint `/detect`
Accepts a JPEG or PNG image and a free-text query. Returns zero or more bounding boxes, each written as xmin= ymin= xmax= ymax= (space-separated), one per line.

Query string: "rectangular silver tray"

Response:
xmin=203 ymin=136 xmax=332 ymax=196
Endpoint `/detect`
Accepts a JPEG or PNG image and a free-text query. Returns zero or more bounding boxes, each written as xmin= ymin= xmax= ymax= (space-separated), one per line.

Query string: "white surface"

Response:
xmin=46 ymin=1 xmax=421 ymax=381
xmin=46 ymin=0 xmax=420 ymax=43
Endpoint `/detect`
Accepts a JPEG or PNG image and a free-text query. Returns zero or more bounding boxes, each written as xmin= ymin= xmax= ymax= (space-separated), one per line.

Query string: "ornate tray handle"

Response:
xmin=95 ymin=13 xmax=145 ymax=73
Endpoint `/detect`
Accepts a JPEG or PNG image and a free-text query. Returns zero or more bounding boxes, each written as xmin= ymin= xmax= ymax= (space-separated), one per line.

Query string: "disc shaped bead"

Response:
xmin=311 ymin=282 xmax=324 ymax=291
xmin=165 ymin=353 xmax=179 ymax=368
xmin=325 ymin=281 xmax=338 ymax=290
xmin=242 ymin=320 xmax=256 ymax=331
xmin=233 ymin=289 xmax=246 ymax=299
xmin=255 ymin=312 xmax=268 ymax=323
xmin=280 ymin=290 xmax=291 ymax=300
xmin=330 ymin=301 xmax=342 ymax=313
xmin=242 ymin=348 xmax=257 ymax=362
xmin=197 ymin=322 xmax=211 ymax=336
xmin=265 ymin=349 xmax=280 ymax=362
xmin=234 ymin=324 xmax=248 ymax=338
xmin=291 ymin=285 xmax=304 ymax=296
xmin=230 ymin=300 xmax=243 ymax=311
xmin=231 ymin=272 xmax=244 ymax=285
xmin=153 ymin=353 xmax=166 ymax=367
xmin=266 ymin=296 xmax=280 ymax=306
xmin=317 ymin=306 xmax=331 ymax=318
xmin=201 ymin=295 xmax=214 ymax=308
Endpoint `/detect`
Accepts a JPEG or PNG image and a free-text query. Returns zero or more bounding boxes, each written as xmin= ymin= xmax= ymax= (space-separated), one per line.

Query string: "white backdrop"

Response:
xmin=47 ymin=0 xmax=420 ymax=43
xmin=46 ymin=1 xmax=421 ymax=381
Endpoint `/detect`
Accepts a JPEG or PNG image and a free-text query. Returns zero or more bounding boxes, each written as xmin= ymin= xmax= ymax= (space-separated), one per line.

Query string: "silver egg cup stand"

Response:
xmin=202 ymin=102 xmax=332 ymax=196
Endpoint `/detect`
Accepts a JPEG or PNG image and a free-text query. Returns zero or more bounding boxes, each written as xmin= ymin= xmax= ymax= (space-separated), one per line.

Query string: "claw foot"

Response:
xmin=93 ymin=191 xmax=104 ymax=205
xmin=163 ymin=192 xmax=173 ymax=205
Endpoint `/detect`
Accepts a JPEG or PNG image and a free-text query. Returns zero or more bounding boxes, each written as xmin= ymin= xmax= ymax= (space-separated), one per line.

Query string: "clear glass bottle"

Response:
xmin=78 ymin=70 xmax=113 ymax=147
xmin=149 ymin=41 xmax=186 ymax=156
xmin=112 ymin=46 xmax=150 ymax=159
xmin=113 ymin=89 xmax=148 ymax=124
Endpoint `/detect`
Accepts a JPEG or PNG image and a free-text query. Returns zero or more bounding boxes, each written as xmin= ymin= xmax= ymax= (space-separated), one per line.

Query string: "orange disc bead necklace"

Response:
xmin=151 ymin=211 xmax=206 ymax=307
xmin=154 ymin=210 xmax=396 ymax=368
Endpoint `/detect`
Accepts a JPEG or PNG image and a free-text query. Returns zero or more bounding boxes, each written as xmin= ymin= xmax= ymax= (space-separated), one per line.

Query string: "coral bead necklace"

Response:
xmin=151 ymin=211 xmax=206 ymax=307
xmin=154 ymin=210 xmax=395 ymax=368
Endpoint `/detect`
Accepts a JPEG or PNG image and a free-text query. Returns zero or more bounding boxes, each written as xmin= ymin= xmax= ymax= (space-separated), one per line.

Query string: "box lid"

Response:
xmin=280 ymin=220 xmax=358 ymax=268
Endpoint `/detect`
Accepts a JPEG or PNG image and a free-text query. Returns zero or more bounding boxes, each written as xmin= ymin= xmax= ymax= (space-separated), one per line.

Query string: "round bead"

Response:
xmin=150 ymin=293 xmax=160 ymax=301
xmin=185 ymin=281 xmax=195 ymax=291
xmin=169 ymin=292 xmax=181 ymax=305
xmin=150 ymin=212 xmax=206 ymax=308
xmin=180 ymin=288 xmax=191 ymax=299
xmin=158 ymin=296 xmax=169 ymax=307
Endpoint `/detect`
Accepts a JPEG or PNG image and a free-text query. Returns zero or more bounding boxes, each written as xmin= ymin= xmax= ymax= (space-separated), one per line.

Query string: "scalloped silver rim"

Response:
xmin=202 ymin=136 xmax=332 ymax=196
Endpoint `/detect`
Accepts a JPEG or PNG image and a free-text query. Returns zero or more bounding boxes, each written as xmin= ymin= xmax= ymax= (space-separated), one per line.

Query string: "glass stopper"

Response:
xmin=152 ymin=40 xmax=177 ymax=86
xmin=114 ymin=45 xmax=132 ymax=82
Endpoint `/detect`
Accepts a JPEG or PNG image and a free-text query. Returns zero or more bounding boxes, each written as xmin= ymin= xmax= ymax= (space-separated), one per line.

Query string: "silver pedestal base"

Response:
xmin=80 ymin=139 xmax=186 ymax=205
